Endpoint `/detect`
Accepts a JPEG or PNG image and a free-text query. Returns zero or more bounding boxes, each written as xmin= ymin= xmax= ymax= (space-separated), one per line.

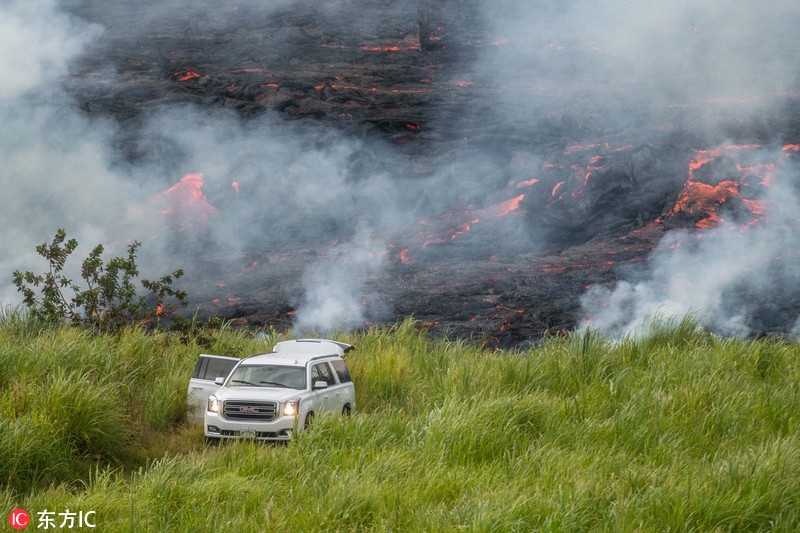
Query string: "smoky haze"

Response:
xmin=475 ymin=0 xmax=800 ymax=338
xmin=481 ymin=0 xmax=799 ymax=103
xmin=1 ymin=0 xmax=484 ymax=328
xmin=0 ymin=0 xmax=116 ymax=304
xmin=2 ymin=0 xmax=800 ymax=340
xmin=579 ymin=149 xmax=800 ymax=338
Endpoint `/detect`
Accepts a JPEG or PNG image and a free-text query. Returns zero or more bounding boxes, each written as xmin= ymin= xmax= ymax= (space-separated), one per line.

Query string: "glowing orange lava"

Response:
xmin=148 ymin=173 xmax=217 ymax=231
xmin=688 ymin=144 xmax=760 ymax=179
xmin=741 ymin=198 xmax=766 ymax=216
xmin=422 ymin=219 xmax=479 ymax=247
xmin=487 ymin=194 xmax=525 ymax=217
xmin=360 ymin=42 xmax=420 ymax=52
xmin=669 ymin=180 xmax=740 ymax=224
xmin=176 ymin=71 xmax=200 ymax=81
xmin=563 ymin=143 xmax=601 ymax=155
xmin=665 ymin=144 xmax=775 ymax=228
xmin=396 ymin=248 xmax=412 ymax=264
xmin=538 ymin=260 xmax=615 ymax=273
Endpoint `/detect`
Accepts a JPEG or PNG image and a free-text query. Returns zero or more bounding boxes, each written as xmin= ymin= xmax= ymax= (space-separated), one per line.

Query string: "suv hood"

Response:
xmin=213 ymin=386 xmax=303 ymax=402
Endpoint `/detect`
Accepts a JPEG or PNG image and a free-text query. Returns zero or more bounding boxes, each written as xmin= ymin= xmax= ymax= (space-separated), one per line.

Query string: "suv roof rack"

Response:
xmin=295 ymin=339 xmax=355 ymax=353
xmin=273 ymin=338 xmax=355 ymax=356
xmin=236 ymin=339 xmax=355 ymax=363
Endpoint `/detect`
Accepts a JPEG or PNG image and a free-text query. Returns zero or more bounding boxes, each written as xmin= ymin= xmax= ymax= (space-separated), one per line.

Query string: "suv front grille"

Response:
xmin=222 ymin=400 xmax=278 ymax=421
xmin=218 ymin=429 xmax=290 ymax=440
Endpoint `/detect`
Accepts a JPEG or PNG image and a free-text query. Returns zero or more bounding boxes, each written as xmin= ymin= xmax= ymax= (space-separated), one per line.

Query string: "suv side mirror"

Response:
xmin=215 ymin=376 xmax=225 ymax=386
xmin=313 ymin=380 xmax=329 ymax=390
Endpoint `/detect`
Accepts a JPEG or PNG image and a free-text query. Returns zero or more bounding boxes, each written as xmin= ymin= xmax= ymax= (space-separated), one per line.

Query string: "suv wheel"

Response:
xmin=342 ymin=404 xmax=352 ymax=416
xmin=304 ymin=411 xmax=315 ymax=429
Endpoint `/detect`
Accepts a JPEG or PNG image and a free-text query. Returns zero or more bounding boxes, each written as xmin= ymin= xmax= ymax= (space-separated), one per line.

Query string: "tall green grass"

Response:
xmin=0 ymin=308 xmax=267 ymax=493
xmin=2 ymin=314 xmax=800 ymax=531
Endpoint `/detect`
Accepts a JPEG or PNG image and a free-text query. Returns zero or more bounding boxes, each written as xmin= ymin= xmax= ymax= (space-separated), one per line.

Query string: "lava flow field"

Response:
xmin=45 ymin=0 xmax=800 ymax=346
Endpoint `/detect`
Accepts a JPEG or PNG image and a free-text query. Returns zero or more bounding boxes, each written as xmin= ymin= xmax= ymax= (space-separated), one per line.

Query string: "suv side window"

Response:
xmin=330 ymin=360 xmax=352 ymax=383
xmin=312 ymin=362 xmax=336 ymax=386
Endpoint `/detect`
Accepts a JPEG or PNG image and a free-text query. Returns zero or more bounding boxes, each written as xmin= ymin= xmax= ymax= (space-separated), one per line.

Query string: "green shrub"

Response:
xmin=12 ymin=229 xmax=187 ymax=332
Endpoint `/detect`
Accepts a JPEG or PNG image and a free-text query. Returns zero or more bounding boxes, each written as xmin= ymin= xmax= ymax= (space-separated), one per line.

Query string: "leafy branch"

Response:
xmin=13 ymin=229 xmax=188 ymax=332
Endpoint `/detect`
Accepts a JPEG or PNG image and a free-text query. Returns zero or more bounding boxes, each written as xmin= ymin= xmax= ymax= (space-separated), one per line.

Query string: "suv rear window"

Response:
xmin=331 ymin=359 xmax=352 ymax=383
xmin=192 ymin=355 xmax=238 ymax=380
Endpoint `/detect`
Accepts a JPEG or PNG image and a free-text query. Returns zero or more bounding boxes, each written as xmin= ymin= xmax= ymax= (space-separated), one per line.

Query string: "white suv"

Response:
xmin=201 ymin=339 xmax=355 ymax=442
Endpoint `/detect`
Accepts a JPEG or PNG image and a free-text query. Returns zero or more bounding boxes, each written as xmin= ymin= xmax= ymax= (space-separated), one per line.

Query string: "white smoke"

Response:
xmin=3 ymin=0 xmax=800 ymax=339
xmin=580 ymin=149 xmax=800 ymax=338
xmin=0 ymin=0 xmax=99 ymax=100
xmin=0 ymin=0 xmax=423 ymax=328
xmin=481 ymin=0 xmax=800 ymax=339
xmin=481 ymin=0 xmax=799 ymax=106
xmin=0 ymin=0 xmax=113 ymax=304
xmin=292 ymin=232 xmax=389 ymax=334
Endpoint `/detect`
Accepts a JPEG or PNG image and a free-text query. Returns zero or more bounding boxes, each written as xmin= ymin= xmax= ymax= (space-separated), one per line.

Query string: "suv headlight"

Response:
xmin=283 ymin=399 xmax=299 ymax=417
xmin=207 ymin=395 xmax=220 ymax=413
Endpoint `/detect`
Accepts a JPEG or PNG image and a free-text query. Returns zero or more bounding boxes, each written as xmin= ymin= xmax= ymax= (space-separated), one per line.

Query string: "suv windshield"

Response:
xmin=227 ymin=364 xmax=306 ymax=389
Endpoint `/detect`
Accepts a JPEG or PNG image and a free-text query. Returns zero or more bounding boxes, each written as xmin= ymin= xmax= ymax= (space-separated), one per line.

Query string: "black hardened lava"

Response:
xmin=61 ymin=0 xmax=800 ymax=347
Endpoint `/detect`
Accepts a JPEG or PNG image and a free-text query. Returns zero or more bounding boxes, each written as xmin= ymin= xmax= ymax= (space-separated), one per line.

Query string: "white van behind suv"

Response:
xmin=200 ymin=339 xmax=355 ymax=442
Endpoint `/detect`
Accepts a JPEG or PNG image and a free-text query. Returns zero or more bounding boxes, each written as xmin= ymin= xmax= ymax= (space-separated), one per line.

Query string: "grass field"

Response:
xmin=1 ymin=311 xmax=799 ymax=531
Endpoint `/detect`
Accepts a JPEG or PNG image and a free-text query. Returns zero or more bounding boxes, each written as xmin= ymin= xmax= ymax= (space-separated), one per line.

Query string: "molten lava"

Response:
xmin=664 ymin=145 xmax=774 ymax=228
xmin=147 ymin=173 xmax=217 ymax=231
xmin=486 ymin=194 xmax=525 ymax=217
xmin=670 ymin=180 xmax=740 ymax=228
xmin=422 ymin=219 xmax=478 ymax=247
xmin=176 ymin=71 xmax=201 ymax=81
xmin=360 ymin=43 xmax=420 ymax=52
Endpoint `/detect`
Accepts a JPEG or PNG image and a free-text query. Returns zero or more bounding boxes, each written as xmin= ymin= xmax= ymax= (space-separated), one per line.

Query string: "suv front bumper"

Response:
xmin=205 ymin=412 xmax=297 ymax=441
